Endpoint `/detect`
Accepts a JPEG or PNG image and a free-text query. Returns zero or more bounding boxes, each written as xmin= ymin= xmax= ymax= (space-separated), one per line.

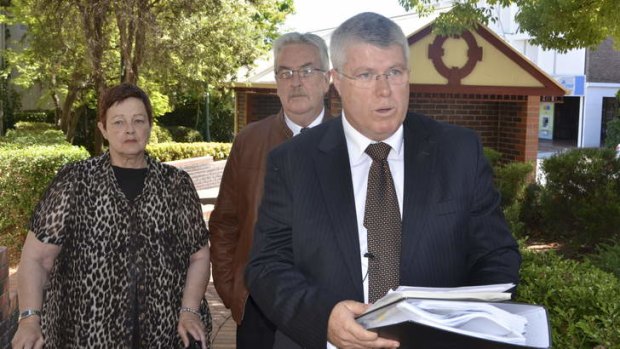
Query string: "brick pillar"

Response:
xmin=523 ymin=96 xmax=540 ymax=162
xmin=0 ymin=247 xmax=18 ymax=347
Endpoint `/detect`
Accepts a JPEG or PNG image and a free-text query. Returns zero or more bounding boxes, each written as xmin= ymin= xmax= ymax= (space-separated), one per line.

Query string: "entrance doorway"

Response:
xmin=553 ymin=96 xmax=579 ymax=145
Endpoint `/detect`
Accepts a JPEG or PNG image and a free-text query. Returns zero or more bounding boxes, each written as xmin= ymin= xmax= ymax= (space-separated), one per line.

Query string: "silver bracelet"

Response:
xmin=18 ymin=309 xmax=42 ymax=322
xmin=179 ymin=306 xmax=201 ymax=317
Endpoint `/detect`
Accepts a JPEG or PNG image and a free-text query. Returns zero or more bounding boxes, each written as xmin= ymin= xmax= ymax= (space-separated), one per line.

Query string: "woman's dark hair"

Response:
xmin=98 ymin=83 xmax=154 ymax=128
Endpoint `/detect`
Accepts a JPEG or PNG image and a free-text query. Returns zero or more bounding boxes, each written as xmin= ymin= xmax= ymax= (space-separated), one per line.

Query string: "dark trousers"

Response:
xmin=236 ymin=295 xmax=276 ymax=349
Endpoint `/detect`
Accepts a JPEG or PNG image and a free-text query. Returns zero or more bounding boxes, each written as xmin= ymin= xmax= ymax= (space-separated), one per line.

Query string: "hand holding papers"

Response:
xmin=356 ymin=284 xmax=551 ymax=349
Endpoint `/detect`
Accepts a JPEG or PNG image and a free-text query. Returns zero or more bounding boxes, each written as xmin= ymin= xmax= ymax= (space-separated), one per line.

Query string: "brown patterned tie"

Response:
xmin=364 ymin=142 xmax=402 ymax=303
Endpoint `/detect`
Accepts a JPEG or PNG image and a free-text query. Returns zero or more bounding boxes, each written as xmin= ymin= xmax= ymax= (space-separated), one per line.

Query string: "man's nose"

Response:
xmin=374 ymin=76 xmax=392 ymax=97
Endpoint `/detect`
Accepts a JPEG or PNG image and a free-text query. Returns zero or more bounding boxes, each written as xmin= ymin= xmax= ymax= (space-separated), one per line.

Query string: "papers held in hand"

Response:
xmin=356 ymin=283 xmax=551 ymax=349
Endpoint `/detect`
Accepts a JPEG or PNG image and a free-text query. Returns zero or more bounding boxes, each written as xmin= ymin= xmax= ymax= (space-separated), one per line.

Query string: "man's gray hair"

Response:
xmin=330 ymin=12 xmax=409 ymax=71
xmin=273 ymin=32 xmax=330 ymax=71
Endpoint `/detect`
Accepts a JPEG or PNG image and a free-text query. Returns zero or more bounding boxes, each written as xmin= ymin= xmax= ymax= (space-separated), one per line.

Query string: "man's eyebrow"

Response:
xmin=277 ymin=62 xmax=314 ymax=70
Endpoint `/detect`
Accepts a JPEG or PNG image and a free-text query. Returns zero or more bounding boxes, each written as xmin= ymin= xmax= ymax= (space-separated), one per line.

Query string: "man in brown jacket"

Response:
xmin=209 ymin=32 xmax=331 ymax=348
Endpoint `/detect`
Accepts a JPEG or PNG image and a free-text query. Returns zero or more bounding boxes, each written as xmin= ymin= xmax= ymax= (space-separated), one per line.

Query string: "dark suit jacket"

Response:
xmin=245 ymin=113 xmax=521 ymax=349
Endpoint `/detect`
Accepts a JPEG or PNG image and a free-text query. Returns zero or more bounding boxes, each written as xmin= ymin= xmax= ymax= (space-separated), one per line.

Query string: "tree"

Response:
xmin=2 ymin=0 xmax=292 ymax=152
xmin=399 ymin=0 xmax=620 ymax=52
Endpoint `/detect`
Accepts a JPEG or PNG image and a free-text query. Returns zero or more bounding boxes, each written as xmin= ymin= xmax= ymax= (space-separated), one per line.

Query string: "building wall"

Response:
xmin=583 ymin=83 xmax=620 ymax=147
xmin=587 ymin=38 xmax=620 ymax=83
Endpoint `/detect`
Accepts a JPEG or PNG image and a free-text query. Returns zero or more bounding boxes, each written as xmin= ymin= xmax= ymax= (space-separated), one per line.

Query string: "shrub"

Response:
xmin=587 ymin=240 xmax=620 ymax=279
xmin=483 ymin=147 xmax=502 ymax=168
xmin=167 ymin=126 xmax=203 ymax=143
xmin=605 ymin=117 xmax=620 ymax=149
xmin=495 ymin=161 xmax=534 ymax=208
xmin=13 ymin=110 xmax=55 ymax=123
xmin=0 ymin=145 xmax=90 ymax=264
xmin=146 ymin=142 xmax=231 ymax=162
xmin=150 ymin=124 xmax=173 ymax=144
xmin=517 ymin=248 xmax=620 ymax=348
xmin=536 ymin=148 xmax=620 ymax=244
xmin=1 ymin=126 xmax=66 ymax=148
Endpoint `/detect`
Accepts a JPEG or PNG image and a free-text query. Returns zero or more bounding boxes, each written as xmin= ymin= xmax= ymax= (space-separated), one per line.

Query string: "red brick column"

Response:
xmin=523 ymin=96 xmax=540 ymax=163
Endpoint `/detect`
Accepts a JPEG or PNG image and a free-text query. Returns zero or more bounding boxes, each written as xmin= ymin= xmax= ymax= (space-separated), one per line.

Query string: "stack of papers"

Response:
xmin=357 ymin=283 xmax=540 ymax=347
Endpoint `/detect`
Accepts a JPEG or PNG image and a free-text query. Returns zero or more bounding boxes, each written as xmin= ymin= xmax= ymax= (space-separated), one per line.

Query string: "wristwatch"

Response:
xmin=18 ymin=309 xmax=41 ymax=322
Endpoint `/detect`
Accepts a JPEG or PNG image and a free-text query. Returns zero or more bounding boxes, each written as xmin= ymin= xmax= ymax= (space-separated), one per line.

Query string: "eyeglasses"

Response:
xmin=336 ymin=68 xmax=409 ymax=88
xmin=276 ymin=67 xmax=326 ymax=80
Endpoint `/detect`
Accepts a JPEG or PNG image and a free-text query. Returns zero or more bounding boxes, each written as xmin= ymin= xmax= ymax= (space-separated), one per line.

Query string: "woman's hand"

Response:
xmin=11 ymin=317 xmax=45 ymax=349
xmin=177 ymin=311 xmax=207 ymax=349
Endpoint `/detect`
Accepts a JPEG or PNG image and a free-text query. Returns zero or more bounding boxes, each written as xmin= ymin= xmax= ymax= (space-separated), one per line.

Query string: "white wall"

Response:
xmin=582 ymin=83 xmax=620 ymax=147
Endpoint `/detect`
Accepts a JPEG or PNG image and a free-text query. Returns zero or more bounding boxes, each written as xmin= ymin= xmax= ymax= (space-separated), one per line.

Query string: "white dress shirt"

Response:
xmin=284 ymin=109 xmax=325 ymax=136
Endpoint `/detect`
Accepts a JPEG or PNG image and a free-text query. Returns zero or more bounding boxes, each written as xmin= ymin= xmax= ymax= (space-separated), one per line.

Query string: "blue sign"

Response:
xmin=555 ymin=75 xmax=585 ymax=96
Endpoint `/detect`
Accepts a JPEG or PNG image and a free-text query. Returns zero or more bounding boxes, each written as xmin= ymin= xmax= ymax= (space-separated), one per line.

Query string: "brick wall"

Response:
xmin=248 ymin=93 xmax=280 ymax=123
xmin=236 ymin=89 xmax=538 ymax=162
xmin=0 ymin=247 xmax=18 ymax=348
xmin=166 ymin=156 xmax=226 ymax=191
xmin=587 ymin=38 xmax=620 ymax=83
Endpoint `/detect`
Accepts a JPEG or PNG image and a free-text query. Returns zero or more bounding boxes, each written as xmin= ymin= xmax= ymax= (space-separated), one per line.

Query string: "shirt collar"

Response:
xmin=342 ymin=111 xmax=404 ymax=165
xmin=284 ymin=108 xmax=325 ymax=136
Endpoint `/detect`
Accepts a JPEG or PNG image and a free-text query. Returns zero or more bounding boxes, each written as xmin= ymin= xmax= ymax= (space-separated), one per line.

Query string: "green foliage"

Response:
xmin=0 ymin=145 xmax=90 ymax=263
xmin=2 ymin=0 xmax=293 ymax=149
xmin=587 ymin=241 xmax=620 ymax=279
xmin=483 ymin=147 xmax=534 ymax=208
xmin=159 ymin=88 xmax=235 ymax=143
xmin=13 ymin=110 xmax=55 ymax=123
xmin=522 ymin=148 xmax=620 ymax=245
xmin=495 ymin=161 xmax=534 ymax=208
xmin=604 ymin=117 xmax=620 ymax=148
xmin=517 ymin=248 xmax=620 ymax=348
xmin=146 ymin=142 xmax=231 ymax=162
xmin=398 ymin=0 xmax=620 ymax=52
xmin=150 ymin=123 xmax=173 ymax=144
xmin=483 ymin=147 xmax=502 ymax=168
xmin=166 ymin=126 xmax=203 ymax=143
xmin=1 ymin=125 xmax=66 ymax=147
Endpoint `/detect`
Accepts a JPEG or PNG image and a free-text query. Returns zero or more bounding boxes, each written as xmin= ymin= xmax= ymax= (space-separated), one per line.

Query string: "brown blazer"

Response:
xmin=209 ymin=110 xmax=332 ymax=323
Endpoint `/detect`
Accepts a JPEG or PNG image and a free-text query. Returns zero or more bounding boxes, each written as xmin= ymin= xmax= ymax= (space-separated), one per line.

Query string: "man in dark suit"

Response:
xmin=246 ymin=12 xmax=521 ymax=349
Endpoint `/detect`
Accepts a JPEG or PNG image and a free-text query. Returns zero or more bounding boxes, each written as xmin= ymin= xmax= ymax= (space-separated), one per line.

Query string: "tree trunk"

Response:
xmin=77 ymin=0 xmax=110 ymax=155
xmin=62 ymin=86 xmax=80 ymax=140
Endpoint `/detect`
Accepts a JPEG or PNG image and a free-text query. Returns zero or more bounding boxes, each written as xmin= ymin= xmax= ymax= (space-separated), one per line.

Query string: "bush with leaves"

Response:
xmin=605 ymin=117 xmax=620 ymax=149
xmin=13 ymin=110 xmax=55 ymax=123
xmin=147 ymin=142 xmax=231 ymax=162
xmin=530 ymin=148 xmax=620 ymax=245
xmin=0 ymin=145 xmax=90 ymax=263
xmin=166 ymin=126 xmax=203 ymax=143
xmin=150 ymin=124 xmax=173 ymax=144
xmin=517 ymin=248 xmax=620 ymax=348
xmin=1 ymin=123 xmax=66 ymax=148
xmin=587 ymin=240 xmax=620 ymax=279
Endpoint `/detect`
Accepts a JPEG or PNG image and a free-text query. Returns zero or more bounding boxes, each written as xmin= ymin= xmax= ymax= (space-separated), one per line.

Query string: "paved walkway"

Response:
xmin=206 ymin=277 xmax=236 ymax=349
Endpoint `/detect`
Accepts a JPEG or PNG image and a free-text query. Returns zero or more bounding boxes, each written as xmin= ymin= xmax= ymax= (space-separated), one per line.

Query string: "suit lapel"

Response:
xmin=401 ymin=114 xmax=437 ymax=279
xmin=314 ymin=118 xmax=364 ymax=299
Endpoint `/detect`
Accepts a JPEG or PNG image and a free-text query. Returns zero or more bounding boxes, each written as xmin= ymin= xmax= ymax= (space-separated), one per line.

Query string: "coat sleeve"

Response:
xmin=245 ymin=149 xmax=341 ymax=348
xmin=208 ymin=141 xmax=242 ymax=308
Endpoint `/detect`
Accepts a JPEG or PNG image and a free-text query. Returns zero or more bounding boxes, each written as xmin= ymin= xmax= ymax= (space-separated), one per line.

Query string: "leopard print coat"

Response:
xmin=30 ymin=152 xmax=212 ymax=348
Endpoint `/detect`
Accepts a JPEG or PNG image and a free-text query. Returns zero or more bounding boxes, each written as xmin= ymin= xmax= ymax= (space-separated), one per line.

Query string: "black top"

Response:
xmin=112 ymin=166 xmax=147 ymax=202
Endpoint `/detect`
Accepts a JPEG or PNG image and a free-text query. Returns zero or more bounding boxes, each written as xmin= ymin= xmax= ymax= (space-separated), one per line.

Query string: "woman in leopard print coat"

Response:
xmin=12 ymin=84 xmax=212 ymax=349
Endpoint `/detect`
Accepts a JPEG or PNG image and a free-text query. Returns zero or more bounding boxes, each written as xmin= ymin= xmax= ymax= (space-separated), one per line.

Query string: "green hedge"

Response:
xmin=517 ymin=248 xmax=620 ymax=348
xmin=13 ymin=110 xmax=55 ymax=123
xmin=167 ymin=126 xmax=203 ymax=143
xmin=147 ymin=142 xmax=231 ymax=162
xmin=522 ymin=148 xmax=620 ymax=245
xmin=0 ymin=145 xmax=90 ymax=262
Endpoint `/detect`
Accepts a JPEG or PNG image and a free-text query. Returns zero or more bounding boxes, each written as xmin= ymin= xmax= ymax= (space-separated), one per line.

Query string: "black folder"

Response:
xmin=358 ymin=300 xmax=551 ymax=349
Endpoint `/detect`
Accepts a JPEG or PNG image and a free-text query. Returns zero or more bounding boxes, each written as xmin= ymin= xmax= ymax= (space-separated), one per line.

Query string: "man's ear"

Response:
xmin=331 ymin=69 xmax=342 ymax=94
